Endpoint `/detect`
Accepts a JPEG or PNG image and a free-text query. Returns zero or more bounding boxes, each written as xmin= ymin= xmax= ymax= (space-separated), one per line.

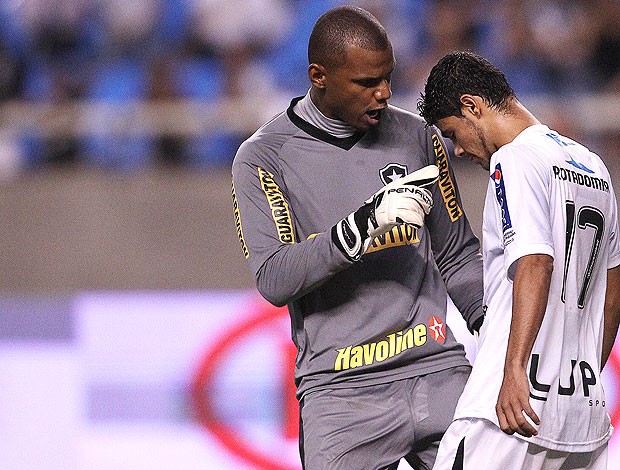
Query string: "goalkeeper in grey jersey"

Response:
xmin=231 ymin=6 xmax=484 ymax=470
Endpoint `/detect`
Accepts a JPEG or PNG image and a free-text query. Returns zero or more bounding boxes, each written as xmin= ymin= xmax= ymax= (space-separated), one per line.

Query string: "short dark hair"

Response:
xmin=308 ymin=6 xmax=391 ymax=69
xmin=417 ymin=51 xmax=516 ymax=126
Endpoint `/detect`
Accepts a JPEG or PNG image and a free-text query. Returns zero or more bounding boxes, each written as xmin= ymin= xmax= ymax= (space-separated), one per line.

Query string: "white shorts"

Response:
xmin=432 ymin=418 xmax=608 ymax=470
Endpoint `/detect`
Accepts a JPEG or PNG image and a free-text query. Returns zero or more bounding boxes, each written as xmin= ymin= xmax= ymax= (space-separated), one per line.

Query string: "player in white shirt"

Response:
xmin=418 ymin=51 xmax=620 ymax=469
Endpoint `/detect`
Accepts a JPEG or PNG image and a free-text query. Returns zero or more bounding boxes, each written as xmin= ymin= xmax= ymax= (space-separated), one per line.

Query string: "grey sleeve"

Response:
xmin=425 ymin=130 xmax=485 ymax=333
xmin=231 ymin=151 xmax=351 ymax=307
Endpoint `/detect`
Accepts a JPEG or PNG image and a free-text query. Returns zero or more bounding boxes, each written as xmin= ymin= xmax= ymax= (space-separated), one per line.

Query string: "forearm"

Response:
xmin=602 ymin=265 xmax=620 ymax=368
xmin=442 ymin=239 xmax=484 ymax=332
xmin=495 ymin=254 xmax=553 ymax=436
xmin=426 ymin=142 xmax=484 ymax=331
xmin=256 ymin=232 xmax=351 ymax=306
xmin=506 ymin=254 xmax=554 ymax=369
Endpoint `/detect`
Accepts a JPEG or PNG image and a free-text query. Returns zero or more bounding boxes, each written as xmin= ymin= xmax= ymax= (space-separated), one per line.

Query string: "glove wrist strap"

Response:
xmin=332 ymin=209 xmax=370 ymax=261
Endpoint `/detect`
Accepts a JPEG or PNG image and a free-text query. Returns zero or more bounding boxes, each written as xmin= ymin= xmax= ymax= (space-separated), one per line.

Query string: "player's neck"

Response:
xmin=493 ymin=101 xmax=540 ymax=149
xmin=297 ymin=89 xmax=358 ymax=137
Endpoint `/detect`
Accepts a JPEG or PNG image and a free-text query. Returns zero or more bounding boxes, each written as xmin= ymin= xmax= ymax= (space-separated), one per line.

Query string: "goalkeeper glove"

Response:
xmin=332 ymin=164 xmax=439 ymax=261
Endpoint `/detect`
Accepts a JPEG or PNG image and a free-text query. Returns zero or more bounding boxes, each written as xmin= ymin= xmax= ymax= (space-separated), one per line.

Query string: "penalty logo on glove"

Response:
xmin=385 ymin=186 xmax=434 ymax=210
xmin=332 ymin=164 xmax=440 ymax=261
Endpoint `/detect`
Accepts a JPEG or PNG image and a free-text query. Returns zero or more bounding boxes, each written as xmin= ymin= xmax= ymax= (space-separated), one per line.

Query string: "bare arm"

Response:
xmin=602 ymin=265 xmax=620 ymax=369
xmin=496 ymin=254 xmax=553 ymax=437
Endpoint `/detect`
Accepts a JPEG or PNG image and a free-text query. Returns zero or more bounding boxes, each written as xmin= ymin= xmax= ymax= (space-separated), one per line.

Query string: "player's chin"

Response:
xmin=474 ymin=156 xmax=491 ymax=171
xmin=359 ymin=111 xmax=382 ymax=129
xmin=466 ymin=153 xmax=489 ymax=170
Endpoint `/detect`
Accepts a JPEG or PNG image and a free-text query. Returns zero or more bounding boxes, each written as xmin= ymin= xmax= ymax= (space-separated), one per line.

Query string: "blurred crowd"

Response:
xmin=0 ymin=0 xmax=619 ymax=175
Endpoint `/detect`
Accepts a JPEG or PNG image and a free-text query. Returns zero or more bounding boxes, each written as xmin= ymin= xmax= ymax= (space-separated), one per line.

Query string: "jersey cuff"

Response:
xmin=608 ymin=254 xmax=620 ymax=270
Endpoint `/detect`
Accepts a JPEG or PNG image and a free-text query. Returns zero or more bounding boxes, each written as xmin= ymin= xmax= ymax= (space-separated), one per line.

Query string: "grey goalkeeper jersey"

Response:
xmin=232 ymin=97 xmax=484 ymax=398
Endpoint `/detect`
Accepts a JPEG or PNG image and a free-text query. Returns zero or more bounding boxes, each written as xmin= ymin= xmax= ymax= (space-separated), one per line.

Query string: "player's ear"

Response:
xmin=308 ymin=63 xmax=327 ymax=89
xmin=460 ymin=94 xmax=482 ymax=118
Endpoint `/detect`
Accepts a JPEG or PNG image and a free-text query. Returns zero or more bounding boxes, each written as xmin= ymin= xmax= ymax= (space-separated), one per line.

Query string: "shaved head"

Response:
xmin=308 ymin=6 xmax=391 ymax=70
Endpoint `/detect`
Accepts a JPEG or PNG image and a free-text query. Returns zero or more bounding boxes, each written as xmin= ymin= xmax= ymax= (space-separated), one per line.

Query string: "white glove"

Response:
xmin=332 ymin=164 xmax=439 ymax=261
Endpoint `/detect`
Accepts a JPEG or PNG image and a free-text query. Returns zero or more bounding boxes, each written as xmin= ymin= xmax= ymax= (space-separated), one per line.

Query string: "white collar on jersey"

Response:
xmin=293 ymin=89 xmax=358 ymax=138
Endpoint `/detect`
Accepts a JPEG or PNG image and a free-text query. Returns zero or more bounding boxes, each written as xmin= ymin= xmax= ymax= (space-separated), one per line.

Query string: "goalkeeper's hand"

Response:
xmin=332 ymin=164 xmax=439 ymax=261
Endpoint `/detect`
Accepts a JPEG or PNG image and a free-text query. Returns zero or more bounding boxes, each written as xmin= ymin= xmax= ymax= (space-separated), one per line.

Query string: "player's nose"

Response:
xmin=374 ymin=79 xmax=391 ymax=102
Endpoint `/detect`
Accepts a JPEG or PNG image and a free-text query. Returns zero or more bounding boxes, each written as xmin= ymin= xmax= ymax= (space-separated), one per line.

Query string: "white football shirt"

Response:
xmin=453 ymin=125 xmax=620 ymax=452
